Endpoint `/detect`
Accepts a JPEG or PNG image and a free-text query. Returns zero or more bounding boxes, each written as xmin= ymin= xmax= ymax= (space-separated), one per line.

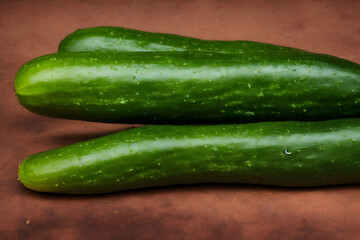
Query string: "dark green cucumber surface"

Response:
xmin=15 ymin=51 xmax=360 ymax=124
xmin=19 ymin=119 xmax=360 ymax=194
xmin=58 ymin=26 xmax=305 ymax=53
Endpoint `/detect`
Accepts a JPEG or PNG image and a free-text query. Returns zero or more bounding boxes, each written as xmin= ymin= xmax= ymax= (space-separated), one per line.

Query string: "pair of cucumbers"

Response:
xmin=17 ymin=27 xmax=360 ymax=194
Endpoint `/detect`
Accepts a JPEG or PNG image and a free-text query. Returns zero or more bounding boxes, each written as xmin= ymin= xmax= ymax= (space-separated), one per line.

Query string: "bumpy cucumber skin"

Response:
xmin=15 ymin=51 xmax=360 ymax=124
xmin=58 ymin=27 xmax=306 ymax=53
xmin=19 ymin=119 xmax=360 ymax=194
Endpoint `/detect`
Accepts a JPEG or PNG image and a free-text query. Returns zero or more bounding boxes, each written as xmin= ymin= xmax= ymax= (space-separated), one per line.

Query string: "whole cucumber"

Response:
xmin=19 ymin=119 xmax=360 ymax=194
xmin=15 ymin=51 xmax=360 ymax=124
xmin=58 ymin=26 xmax=305 ymax=53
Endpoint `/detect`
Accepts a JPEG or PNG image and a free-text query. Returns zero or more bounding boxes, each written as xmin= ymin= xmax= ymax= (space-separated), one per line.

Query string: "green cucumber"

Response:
xmin=19 ymin=119 xmax=360 ymax=194
xmin=15 ymin=51 xmax=360 ymax=124
xmin=58 ymin=26 xmax=305 ymax=53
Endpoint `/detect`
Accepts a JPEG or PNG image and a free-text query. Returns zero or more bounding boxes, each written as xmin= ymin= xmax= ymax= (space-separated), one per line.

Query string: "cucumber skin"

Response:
xmin=15 ymin=51 xmax=360 ymax=124
xmin=58 ymin=26 xmax=305 ymax=53
xmin=18 ymin=119 xmax=360 ymax=194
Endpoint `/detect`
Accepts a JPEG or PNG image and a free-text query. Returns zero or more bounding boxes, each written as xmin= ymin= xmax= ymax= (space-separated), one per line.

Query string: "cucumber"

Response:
xmin=58 ymin=26 xmax=305 ymax=53
xmin=18 ymin=119 xmax=360 ymax=194
xmin=15 ymin=51 xmax=360 ymax=124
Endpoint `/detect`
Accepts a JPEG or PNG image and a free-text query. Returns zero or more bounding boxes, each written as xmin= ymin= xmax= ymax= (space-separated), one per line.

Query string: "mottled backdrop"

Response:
xmin=1 ymin=0 xmax=359 ymax=239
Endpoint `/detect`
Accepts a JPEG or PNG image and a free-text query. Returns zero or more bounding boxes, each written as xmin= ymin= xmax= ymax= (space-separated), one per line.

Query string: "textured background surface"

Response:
xmin=1 ymin=0 xmax=360 ymax=239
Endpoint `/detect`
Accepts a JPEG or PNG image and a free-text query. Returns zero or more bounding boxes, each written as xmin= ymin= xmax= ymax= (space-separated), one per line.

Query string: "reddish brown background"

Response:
xmin=1 ymin=0 xmax=360 ymax=239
